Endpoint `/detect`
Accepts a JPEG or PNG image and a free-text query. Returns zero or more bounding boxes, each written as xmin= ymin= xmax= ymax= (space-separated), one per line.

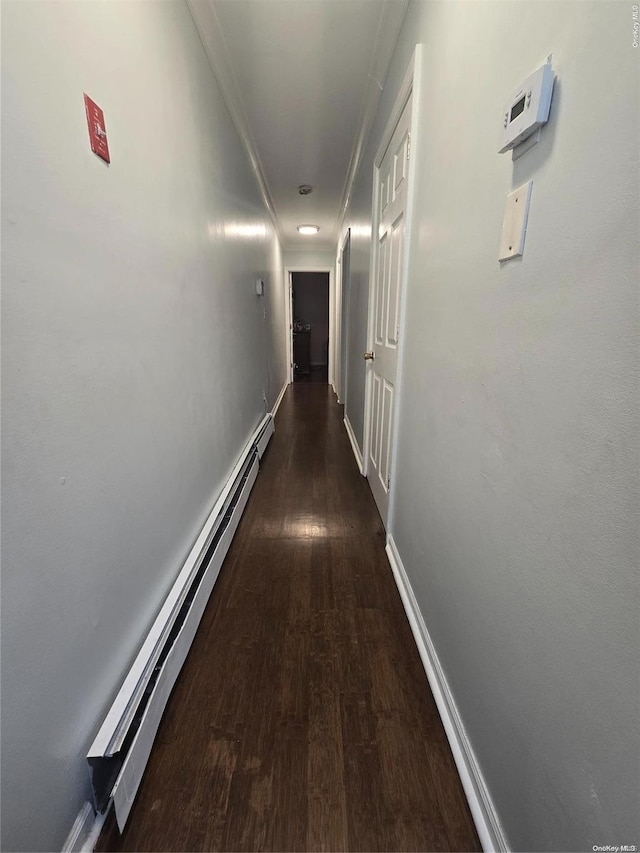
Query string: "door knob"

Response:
xmin=363 ymin=351 xmax=375 ymax=360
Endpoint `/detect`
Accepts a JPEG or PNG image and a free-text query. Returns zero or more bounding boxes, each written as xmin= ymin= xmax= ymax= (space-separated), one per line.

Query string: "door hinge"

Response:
xmin=387 ymin=475 xmax=391 ymax=490
xmin=407 ymin=134 xmax=411 ymax=161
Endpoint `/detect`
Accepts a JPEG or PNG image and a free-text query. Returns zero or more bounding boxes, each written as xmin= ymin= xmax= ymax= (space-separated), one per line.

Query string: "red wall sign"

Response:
xmin=83 ymin=94 xmax=110 ymax=164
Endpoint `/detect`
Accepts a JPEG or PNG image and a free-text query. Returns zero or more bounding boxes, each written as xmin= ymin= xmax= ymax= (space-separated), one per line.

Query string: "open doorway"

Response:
xmin=291 ymin=271 xmax=330 ymax=383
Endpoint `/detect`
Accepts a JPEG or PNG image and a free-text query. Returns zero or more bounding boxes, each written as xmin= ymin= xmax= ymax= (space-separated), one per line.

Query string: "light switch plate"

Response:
xmin=498 ymin=180 xmax=533 ymax=261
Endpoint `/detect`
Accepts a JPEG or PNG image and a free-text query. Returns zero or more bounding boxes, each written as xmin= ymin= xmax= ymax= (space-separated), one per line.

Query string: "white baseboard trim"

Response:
xmin=61 ymin=802 xmax=94 ymax=852
xmin=79 ymin=802 xmax=111 ymax=853
xmin=343 ymin=415 xmax=364 ymax=474
xmin=271 ymin=379 xmax=288 ymax=418
xmin=385 ymin=536 xmax=509 ymax=853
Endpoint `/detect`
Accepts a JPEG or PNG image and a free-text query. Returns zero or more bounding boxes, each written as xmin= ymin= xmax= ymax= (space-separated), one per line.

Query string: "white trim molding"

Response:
xmin=334 ymin=0 xmax=410 ymax=245
xmin=61 ymin=802 xmax=94 ymax=853
xmin=385 ymin=46 xmax=424 ymax=537
xmin=271 ymin=379 xmax=288 ymax=418
xmin=385 ymin=536 xmax=509 ymax=853
xmin=285 ymin=266 xmax=334 ymax=387
xmin=79 ymin=804 xmax=111 ymax=853
xmin=362 ymin=47 xmax=421 ymax=492
xmin=343 ymin=416 xmax=364 ymax=475
xmin=185 ymin=0 xmax=283 ymax=242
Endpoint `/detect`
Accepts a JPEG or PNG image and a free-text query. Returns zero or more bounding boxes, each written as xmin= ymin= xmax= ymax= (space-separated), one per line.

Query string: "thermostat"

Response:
xmin=255 ymin=278 xmax=264 ymax=296
xmin=499 ymin=62 xmax=555 ymax=154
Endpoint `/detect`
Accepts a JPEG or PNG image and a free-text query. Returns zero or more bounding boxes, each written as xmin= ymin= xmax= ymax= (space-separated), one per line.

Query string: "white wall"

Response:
xmin=345 ymin=1 xmax=640 ymax=850
xmin=283 ymin=250 xmax=335 ymax=270
xmin=0 ymin=1 xmax=286 ymax=850
xmin=264 ymin=237 xmax=289 ymax=406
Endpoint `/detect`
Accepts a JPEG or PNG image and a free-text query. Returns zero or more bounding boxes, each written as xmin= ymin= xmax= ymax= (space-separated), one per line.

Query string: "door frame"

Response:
xmin=338 ymin=228 xmax=351 ymax=405
xmin=362 ymin=46 xmax=423 ymax=533
xmin=284 ymin=266 xmax=334 ymax=386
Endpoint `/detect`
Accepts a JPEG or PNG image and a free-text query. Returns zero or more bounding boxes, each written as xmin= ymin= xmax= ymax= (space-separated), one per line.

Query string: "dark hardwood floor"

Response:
xmin=294 ymin=365 xmax=328 ymax=383
xmin=97 ymin=384 xmax=480 ymax=852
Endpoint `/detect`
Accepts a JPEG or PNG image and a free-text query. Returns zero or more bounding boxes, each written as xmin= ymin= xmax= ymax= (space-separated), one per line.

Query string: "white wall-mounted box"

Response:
xmin=499 ymin=63 xmax=555 ymax=154
xmin=498 ymin=181 xmax=533 ymax=261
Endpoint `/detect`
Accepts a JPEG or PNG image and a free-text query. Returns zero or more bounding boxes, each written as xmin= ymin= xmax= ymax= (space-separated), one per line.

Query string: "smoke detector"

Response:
xmin=298 ymin=185 xmax=313 ymax=195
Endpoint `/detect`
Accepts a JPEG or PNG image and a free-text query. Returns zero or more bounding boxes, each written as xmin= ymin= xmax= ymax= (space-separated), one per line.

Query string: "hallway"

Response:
xmin=97 ymin=384 xmax=480 ymax=852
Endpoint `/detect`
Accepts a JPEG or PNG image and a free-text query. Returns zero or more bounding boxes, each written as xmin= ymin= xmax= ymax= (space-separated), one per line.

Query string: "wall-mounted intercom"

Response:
xmin=499 ymin=62 xmax=555 ymax=154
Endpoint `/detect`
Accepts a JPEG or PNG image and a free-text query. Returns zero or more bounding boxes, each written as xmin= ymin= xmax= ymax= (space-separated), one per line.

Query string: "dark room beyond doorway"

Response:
xmin=291 ymin=271 xmax=329 ymax=383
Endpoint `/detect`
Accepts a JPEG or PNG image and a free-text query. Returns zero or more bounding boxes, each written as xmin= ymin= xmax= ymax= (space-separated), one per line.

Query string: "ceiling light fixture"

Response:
xmin=298 ymin=185 xmax=313 ymax=195
xmin=297 ymin=224 xmax=319 ymax=235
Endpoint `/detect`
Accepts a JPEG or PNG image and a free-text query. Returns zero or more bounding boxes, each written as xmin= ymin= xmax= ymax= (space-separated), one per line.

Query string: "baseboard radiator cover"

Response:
xmin=87 ymin=414 xmax=273 ymax=831
xmin=255 ymin=413 xmax=274 ymax=458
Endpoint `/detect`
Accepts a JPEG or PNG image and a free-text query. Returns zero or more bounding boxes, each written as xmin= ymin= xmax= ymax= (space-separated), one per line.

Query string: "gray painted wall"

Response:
xmin=341 ymin=223 xmax=374 ymax=453
xmin=344 ymin=1 xmax=639 ymax=850
xmin=0 ymin=1 xmax=286 ymax=849
xmin=284 ymin=251 xmax=335 ymax=269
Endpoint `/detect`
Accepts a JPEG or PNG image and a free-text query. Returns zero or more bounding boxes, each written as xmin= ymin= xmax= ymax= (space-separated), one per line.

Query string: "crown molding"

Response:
xmin=188 ymin=0 xmax=409 ymax=254
xmin=186 ymin=0 xmax=285 ymax=242
xmin=333 ymin=0 xmax=410 ymax=246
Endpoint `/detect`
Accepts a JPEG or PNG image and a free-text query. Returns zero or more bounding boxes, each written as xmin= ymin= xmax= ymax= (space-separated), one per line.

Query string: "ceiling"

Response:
xmin=187 ymin=0 xmax=409 ymax=251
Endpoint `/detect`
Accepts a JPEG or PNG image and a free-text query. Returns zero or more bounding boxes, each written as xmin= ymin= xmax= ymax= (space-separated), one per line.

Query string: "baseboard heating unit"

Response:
xmin=87 ymin=413 xmax=275 ymax=831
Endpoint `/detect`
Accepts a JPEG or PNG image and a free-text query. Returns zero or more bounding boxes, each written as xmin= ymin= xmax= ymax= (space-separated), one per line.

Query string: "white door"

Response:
xmin=366 ymin=94 xmax=412 ymax=525
xmin=340 ymin=230 xmax=351 ymax=404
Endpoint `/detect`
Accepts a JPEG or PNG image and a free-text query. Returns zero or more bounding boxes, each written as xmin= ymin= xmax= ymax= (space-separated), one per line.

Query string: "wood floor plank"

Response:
xmin=97 ymin=383 xmax=481 ymax=853
xmin=306 ymin=686 xmax=348 ymax=852
xmin=426 ymin=741 xmax=483 ymax=853
xmin=269 ymin=735 xmax=308 ymax=852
